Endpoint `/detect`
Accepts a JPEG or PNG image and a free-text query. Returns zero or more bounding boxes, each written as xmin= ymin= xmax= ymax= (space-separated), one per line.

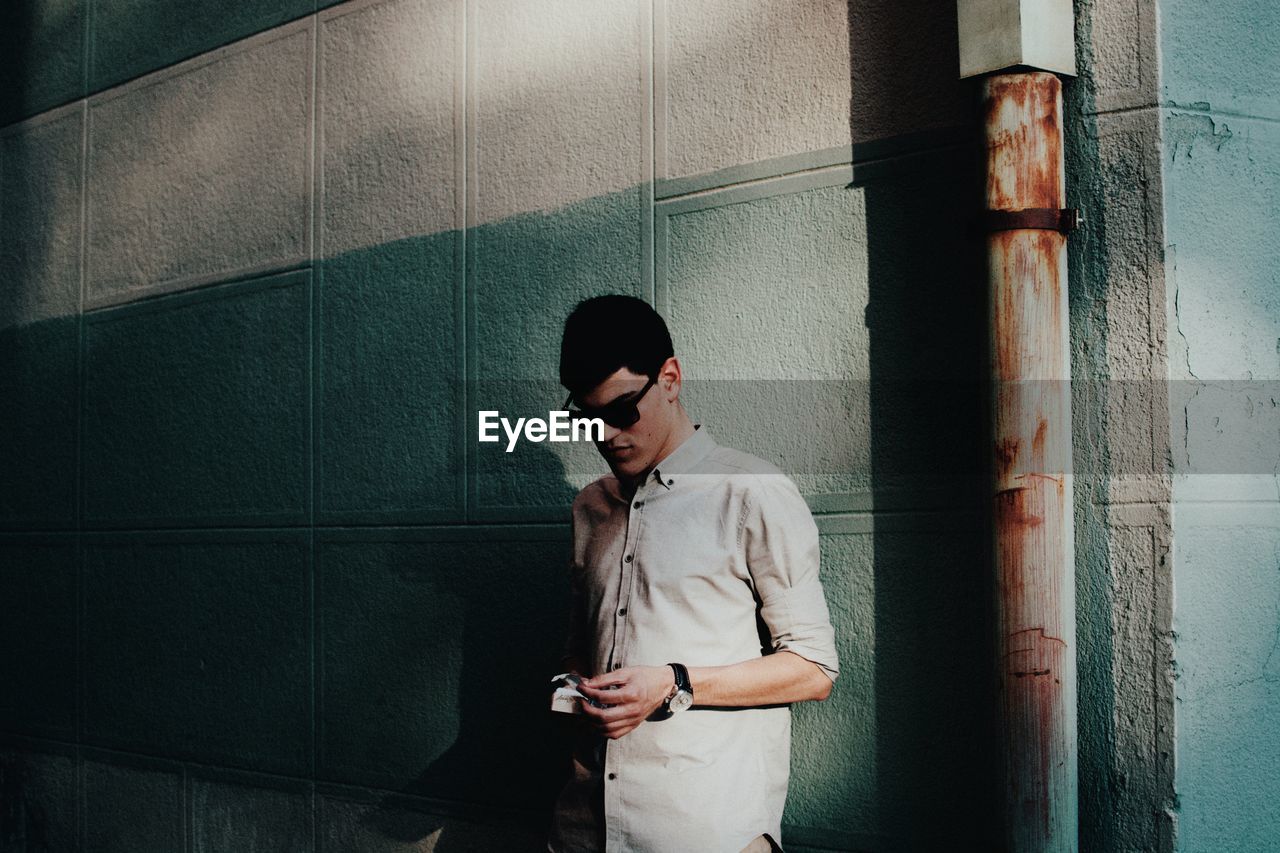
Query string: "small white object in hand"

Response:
xmin=550 ymin=672 xmax=587 ymax=714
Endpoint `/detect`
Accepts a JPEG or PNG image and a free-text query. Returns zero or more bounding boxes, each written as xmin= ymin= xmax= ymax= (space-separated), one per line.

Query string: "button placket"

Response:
xmin=610 ymin=481 xmax=648 ymax=670
xmin=602 ymin=749 xmax=619 ymax=850
xmin=602 ymin=730 xmax=627 ymax=851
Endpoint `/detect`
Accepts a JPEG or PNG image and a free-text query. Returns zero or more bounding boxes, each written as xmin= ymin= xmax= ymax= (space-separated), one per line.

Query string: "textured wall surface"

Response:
xmin=1160 ymin=1 xmax=1280 ymax=845
xmin=1170 ymin=510 xmax=1280 ymax=851
xmin=0 ymin=0 xmax=1215 ymax=850
xmin=86 ymin=24 xmax=314 ymax=306
xmin=1160 ymin=0 xmax=1280 ymax=123
xmin=318 ymin=0 xmax=463 ymax=524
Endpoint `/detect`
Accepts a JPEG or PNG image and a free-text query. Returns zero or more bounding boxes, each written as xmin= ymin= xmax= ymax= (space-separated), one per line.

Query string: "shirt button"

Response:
xmin=624 ymin=554 xmax=633 ymax=563
xmin=618 ymin=608 xmax=627 ymax=616
xmin=666 ymin=478 xmax=674 ymax=486
xmin=607 ymin=773 xmax=617 ymax=780
xmin=612 ymin=663 xmax=622 ymax=670
xmin=633 ymin=500 xmax=643 ymax=509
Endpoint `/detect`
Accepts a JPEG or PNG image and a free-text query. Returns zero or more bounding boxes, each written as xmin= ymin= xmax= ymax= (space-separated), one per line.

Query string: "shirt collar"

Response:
xmin=649 ymin=424 xmax=715 ymax=490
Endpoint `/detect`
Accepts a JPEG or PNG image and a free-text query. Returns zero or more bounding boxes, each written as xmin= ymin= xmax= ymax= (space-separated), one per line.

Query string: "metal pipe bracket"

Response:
xmin=980 ymin=207 xmax=1083 ymax=234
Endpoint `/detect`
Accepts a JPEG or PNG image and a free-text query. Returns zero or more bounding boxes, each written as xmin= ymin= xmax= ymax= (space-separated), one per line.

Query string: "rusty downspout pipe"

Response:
xmin=983 ymin=72 xmax=1079 ymax=852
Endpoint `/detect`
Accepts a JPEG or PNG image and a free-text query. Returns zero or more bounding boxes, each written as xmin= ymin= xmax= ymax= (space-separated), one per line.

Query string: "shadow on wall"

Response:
xmin=0 ymin=15 xmax=80 ymax=853
xmin=848 ymin=2 xmax=1002 ymax=850
xmin=0 ymin=0 xmax=80 ymax=529
xmin=861 ymin=163 xmax=999 ymax=849
xmin=0 ymin=2 xmax=33 ymax=129
xmin=0 ymin=0 xmax=78 ymax=128
xmin=1 ymin=0 xmax=47 ymax=327
xmin=353 ymin=447 xmax=579 ymax=851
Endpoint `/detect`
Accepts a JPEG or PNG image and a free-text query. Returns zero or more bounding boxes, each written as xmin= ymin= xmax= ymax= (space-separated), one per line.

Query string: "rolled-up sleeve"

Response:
xmin=740 ymin=474 xmax=839 ymax=682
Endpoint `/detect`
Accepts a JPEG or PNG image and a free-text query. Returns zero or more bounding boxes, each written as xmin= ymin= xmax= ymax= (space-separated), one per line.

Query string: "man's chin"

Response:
xmin=604 ymin=456 xmax=646 ymax=481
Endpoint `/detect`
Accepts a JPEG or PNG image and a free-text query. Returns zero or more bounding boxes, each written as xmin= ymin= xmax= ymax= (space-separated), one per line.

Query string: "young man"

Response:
xmin=547 ymin=295 xmax=840 ymax=853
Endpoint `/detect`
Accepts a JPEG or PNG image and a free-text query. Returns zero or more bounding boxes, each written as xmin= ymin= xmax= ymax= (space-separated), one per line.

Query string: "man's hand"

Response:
xmin=576 ymin=665 xmax=675 ymax=739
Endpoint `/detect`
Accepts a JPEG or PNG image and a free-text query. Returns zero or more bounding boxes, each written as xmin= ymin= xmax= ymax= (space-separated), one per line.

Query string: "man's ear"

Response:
xmin=659 ymin=356 xmax=682 ymax=400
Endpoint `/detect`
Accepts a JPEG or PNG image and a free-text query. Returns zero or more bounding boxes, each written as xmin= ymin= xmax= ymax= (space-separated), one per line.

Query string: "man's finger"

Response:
xmin=580 ymin=699 xmax=629 ymax=722
xmin=582 ymin=671 xmax=629 ymax=689
xmin=578 ymin=683 xmax=630 ymax=703
xmin=578 ymin=700 xmax=609 ymax=721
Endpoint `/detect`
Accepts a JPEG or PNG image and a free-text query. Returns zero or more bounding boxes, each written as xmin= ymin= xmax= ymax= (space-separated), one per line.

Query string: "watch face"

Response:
xmin=670 ymin=690 xmax=694 ymax=713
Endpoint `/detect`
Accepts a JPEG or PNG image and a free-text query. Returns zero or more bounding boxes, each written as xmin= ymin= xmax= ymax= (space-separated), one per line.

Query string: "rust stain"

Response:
xmin=990 ymin=233 xmax=1066 ymax=381
xmin=991 ymin=233 xmax=1021 ymax=376
xmin=1033 ymin=230 xmax=1064 ymax=274
xmin=996 ymin=436 xmax=1020 ymax=479
xmin=1005 ymin=627 xmax=1068 ymax=649
xmin=984 ymin=72 xmax=1064 ymax=211
xmin=996 ymin=482 xmax=1045 ymax=532
xmin=1031 ymin=417 xmax=1049 ymax=471
xmin=982 ymin=74 xmax=1029 ymax=123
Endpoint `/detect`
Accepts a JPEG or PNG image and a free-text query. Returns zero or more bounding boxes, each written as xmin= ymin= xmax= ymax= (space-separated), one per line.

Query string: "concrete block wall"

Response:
xmin=1064 ymin=1 xmax=1178 ymax=849
xmin=0 ymin=0 xmax=1086 ymax=850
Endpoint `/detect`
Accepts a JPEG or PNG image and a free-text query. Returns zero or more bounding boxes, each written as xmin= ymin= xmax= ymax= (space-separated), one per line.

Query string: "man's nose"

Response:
xmin=599 ymin=422 xmax=622 ymax=443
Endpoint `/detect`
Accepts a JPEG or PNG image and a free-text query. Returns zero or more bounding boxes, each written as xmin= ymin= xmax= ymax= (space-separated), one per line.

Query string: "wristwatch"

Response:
xmin=655 ymin=662 xmax=693 ymax=720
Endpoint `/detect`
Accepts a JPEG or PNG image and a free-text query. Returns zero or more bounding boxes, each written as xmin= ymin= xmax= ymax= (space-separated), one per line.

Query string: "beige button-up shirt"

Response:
xmin=548 ymin=426 xmax=840 ymax=853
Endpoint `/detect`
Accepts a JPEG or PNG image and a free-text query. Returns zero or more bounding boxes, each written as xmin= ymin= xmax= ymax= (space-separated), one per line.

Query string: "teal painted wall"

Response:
xmin=1 ymin=1 xmax=1009 ymax=851
xmin=1160 ymin=1 xmax=1280 ymax=847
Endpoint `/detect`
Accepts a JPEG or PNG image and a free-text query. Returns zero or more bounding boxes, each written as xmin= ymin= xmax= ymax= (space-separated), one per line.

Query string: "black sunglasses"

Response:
xmin=561 ymin=376 xmax=658 ymax=429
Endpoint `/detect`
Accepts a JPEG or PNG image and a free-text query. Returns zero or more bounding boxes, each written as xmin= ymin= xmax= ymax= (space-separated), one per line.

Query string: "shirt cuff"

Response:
xmin=758 ymin=582 xmax=840 ymax=682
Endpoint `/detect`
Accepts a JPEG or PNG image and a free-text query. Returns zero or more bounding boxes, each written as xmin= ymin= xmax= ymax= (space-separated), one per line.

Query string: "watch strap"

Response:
xmin=667 ymin=662 xmax=691 ymax=697
xmin=652 ymin=662 xmax=691 ymax=721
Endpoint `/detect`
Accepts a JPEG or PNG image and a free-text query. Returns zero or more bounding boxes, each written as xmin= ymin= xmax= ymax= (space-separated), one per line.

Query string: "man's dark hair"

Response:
xmin=559 ymin=295 xmax=674 ymax=396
